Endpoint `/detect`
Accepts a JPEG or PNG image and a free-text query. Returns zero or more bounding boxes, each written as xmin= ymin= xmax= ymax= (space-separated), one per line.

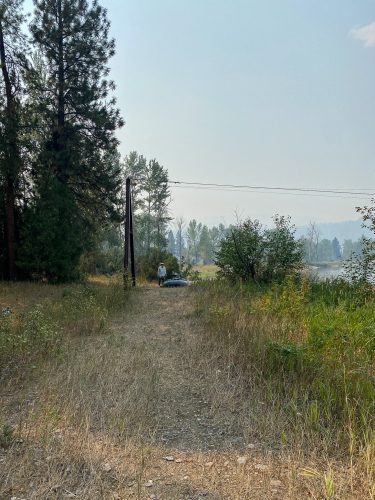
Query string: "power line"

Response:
xmin=169 ymin=184 xmax=372 ymax=200
xmin=168 ymin=180 xmax=375 ymax=199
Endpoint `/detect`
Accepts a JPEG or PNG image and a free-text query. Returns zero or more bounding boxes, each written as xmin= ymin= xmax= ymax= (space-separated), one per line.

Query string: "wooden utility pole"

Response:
xmin=124 ymin=176 xmax=136 ymax=287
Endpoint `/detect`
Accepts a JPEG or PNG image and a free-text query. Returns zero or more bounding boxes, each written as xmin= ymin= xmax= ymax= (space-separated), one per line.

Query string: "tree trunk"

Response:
xmin=55 ymin=0 xmax=66 ymax=181
xmin=5 ymin=181 xmax=16 ymax=279
xmin=0 ymin=18 xmax=17 ymax=280
xmin=147 ymin=196 xmax=151 ymax=253
xmin=57 ymin=0 xmax=65 ymax=129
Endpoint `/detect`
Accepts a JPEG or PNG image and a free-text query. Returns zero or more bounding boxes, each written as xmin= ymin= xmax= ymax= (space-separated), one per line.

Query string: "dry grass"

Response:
xmin=0 ymin=281 xmax=65 ymax=311
xmin=0 ymin=276 xmax=127 ymax=376
xmin=0 ymin=283 xmax=373 ymax=498
xmin=192 ymin=264 xmax=218 ymax=280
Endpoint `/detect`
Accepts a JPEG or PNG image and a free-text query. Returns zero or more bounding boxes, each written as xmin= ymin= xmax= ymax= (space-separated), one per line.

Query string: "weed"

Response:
xmin=323 ymin=469 xmax=335 ymax=500
xmin=0 ymin=276 xmax=127 ymax=377
xmin=0 ymin=423 xmax=14 ymax=449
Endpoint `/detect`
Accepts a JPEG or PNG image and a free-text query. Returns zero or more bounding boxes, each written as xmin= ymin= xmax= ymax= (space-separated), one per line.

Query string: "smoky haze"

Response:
xmin=22 ymin=0 xmax=375 ymax=226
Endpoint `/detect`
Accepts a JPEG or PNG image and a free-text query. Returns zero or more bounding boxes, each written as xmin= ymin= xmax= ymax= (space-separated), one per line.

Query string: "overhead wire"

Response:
xmin=168 ymin=185 xmax=371 ymax=200
xmin=168 ymin=180 xmax=375 ymax=200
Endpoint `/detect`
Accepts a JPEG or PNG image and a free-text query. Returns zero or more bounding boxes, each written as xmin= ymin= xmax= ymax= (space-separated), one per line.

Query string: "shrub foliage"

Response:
xmin=215 ymin=215 xmax=303 ymax=283
xmin=137 ymin=249 xmax=179 ymax=281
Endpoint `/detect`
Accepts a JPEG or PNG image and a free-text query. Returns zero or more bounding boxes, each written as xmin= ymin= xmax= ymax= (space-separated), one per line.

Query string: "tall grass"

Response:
xmin=0 ymin=275 xmax=127 ymax=377
xmin=193 ymin=278 xmax=374 ymax=472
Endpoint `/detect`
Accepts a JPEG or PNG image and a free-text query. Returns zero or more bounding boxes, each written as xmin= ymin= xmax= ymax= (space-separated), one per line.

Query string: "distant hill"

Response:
xmin=296 ymin=219 xmax=372 ymax=243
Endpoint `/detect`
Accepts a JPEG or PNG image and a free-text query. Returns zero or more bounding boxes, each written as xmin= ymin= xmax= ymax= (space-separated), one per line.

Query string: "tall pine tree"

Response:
xmin=142 ymin=159 xmax=170 ymax=253
xmin=0 ymin=0 xmax=27 ymax=279
xmin=19 ymin=0 xmax=123 ymax=280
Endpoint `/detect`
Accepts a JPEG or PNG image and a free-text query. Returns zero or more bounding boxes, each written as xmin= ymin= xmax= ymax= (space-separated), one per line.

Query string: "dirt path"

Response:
xmin=100 ymin=287 xmax=317 ymax=499
xmin=117 ymin=286 xmax=245 ymax=452
xmin=0 ymin=286 xmax=352 ymax=499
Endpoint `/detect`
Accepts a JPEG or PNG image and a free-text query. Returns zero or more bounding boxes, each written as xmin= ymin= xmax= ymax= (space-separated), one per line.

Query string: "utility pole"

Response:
xmin=124 ymin=176 xmax=136 ymax=287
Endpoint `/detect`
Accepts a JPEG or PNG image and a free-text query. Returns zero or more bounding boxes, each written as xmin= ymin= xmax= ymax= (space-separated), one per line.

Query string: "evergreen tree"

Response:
xmin=21 ymin=0 xmax=123 ymax=280
xmin=143 ymin=159 xmax=170 ymax=252
xmin=0 ymin=0 xmax=27 ymax=279
xmin=167 ymin=229 xmax=176 ymax=256
xmin=332 ymin=237 xmax=342 ymax=260
xmin=199 ymin=225 xmax=213 ymax=264
xmin=18 ymin=178 xmax=84 ymax=281
xmin=123 ymin=151 xmax=147 ymax=212
xmin=318 ymin=238 xmax=334 ymax=261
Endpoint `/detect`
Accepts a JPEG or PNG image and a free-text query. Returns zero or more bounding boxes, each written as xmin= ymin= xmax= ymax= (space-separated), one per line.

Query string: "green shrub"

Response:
xmin=215 ymin=215 xmax=303 ymax=283
xmin=0 ymin=304 xmax=61 ymax=370
xmin=137 ymin=249 xmax=179 ymax=281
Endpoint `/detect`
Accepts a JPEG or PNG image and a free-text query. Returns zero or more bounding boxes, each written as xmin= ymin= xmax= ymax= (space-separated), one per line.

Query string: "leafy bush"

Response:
xmin=215 ymin=215 xmax=303 ymax=283
xmin=0 ymin=304 xmax=61 ymax=371
xmin=343 ymin=238 xmax=375 ymax=285
xmin=137 ymin=249 xmax=179 ymax=281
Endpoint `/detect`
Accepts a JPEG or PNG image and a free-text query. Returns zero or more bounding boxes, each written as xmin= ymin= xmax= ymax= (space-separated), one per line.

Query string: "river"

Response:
xmin=308 ymin=265 xmax=345 ymax=280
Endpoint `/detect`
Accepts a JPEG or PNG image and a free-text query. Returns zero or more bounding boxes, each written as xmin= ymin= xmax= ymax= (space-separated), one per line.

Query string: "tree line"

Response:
xmin=299 ymin=221 xmax=365 ymax=263
xmin=167 ymin=220 xmax=229 ymax=265
xmin=166 ymin=221 xmax=365 ymax=266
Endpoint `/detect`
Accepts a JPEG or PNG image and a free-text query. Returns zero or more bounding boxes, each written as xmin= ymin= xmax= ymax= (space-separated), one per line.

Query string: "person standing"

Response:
xmin=157 ymin=262 xmax=167 ymax=286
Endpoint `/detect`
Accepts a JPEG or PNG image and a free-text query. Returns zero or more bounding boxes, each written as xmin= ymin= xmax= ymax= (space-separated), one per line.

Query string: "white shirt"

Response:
xmin=158 ymin=265 xmax=167 ymax=277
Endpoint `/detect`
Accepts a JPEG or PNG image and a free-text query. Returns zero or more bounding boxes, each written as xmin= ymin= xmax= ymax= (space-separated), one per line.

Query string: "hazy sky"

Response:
xmin=24 ymin=0 xmax=375 ymax=226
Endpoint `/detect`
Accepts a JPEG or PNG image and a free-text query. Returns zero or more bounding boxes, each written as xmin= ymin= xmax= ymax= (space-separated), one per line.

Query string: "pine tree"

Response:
xmin=18 ymin=178 xmax=84 ymax=281
xmin=0 ymin=0 xmax=27 ymax=279
xmin=199 ymin=225 xmax=213 ymax=264
xmin=143 ymin=159 xmax=170 ymax=252
xmin=22 ymin=0 xmax=123 ymax=280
